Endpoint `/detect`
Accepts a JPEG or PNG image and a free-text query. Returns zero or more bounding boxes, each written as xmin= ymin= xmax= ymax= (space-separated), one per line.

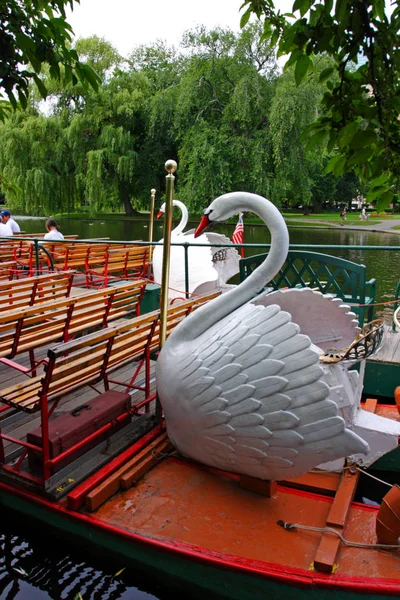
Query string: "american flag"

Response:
xmin=232 ymin=213 xmax=244 ymax=258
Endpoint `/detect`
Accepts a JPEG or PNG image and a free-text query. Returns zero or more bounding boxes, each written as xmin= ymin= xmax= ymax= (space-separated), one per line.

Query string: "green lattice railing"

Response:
xmin=239 ymin=250 xmax=376 ymax=325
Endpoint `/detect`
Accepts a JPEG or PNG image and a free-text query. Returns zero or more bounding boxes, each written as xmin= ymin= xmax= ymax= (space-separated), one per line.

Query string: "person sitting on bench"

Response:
xmin=44 ymin=218 xmax=64 ymax=241
xmin=0 ymin=209 xmax=20 ymax=233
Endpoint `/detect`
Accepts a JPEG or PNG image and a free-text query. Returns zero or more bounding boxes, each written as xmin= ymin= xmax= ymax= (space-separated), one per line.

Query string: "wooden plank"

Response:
xmin=120 ymin=439 xmax=172 ymax=490
xmin=83 ymin=431 xmax=168 ymax=512
xmin=368 ymin=327 xmax=400 ymax=364
xmin=313 ymin=399 xmax=377 ymax=573
xmin=313 ymin=470 xmax=359 ymax=573
xmin=239 ymin=475 xmax=277 ymax=497
xmin=280 ymin=471 xmax=341 ymax=496
xmin=364 ymin=398 xmax=378 ymax=413
xmin=325 ymin=471 xmax=358 ymax=528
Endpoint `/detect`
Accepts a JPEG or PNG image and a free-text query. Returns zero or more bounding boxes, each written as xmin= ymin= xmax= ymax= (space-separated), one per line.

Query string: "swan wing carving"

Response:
xmin=157 ymin=299 xmax=368 ymax=481
xmin=254 ymin=288 xmax=360 ymax=351
xmin=204 ymin=231 xmax=240 ymax=285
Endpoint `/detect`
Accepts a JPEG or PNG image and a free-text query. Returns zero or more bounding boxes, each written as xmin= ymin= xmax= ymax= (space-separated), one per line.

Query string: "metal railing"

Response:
xmin=3 ymin=235 xmax=400 ymax=322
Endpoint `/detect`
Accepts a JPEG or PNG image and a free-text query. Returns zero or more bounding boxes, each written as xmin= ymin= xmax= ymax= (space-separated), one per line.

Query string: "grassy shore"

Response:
xmin=53 ymin=210 xmax=398 ymax=227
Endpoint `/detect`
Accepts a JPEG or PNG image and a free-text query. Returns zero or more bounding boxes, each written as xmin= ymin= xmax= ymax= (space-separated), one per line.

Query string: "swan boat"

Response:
xmin=1 ymin=192 xmax=400 ymax=600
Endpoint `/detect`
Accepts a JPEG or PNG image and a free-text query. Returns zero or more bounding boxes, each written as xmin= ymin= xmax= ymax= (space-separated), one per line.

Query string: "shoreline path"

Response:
xmin=286 ymin=217 xmax=400 ymax=234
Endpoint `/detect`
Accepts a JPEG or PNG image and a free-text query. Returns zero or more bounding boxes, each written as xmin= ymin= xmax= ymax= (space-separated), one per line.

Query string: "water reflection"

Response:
xmin=0 ymin=519 xmax=160 ymax=600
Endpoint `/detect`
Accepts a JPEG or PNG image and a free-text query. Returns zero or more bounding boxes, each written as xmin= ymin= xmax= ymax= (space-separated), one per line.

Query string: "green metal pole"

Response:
xmin=34 ymin=239 xmax=40 ymax=276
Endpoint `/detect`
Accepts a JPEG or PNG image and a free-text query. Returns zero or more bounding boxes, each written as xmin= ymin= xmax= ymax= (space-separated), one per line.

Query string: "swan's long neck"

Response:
xmin=170 ymin=193 xmax=289 ymax=343
xmin=172 ymin=200 xmax=188 ymax=236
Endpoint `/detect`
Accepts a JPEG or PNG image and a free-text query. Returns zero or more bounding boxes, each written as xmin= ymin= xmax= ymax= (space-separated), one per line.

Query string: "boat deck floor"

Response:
xmin=93 ymin=455 xmax=400 ymax=582
xmin=369 ymin=326 xmax=400 ymax=365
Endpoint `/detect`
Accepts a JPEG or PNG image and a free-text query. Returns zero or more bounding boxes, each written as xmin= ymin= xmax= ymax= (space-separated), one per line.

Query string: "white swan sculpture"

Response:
xmin=152 ymin=199 xmax=240 ymax=301
xmin=156 ymin=192 xmax=400 ymax=481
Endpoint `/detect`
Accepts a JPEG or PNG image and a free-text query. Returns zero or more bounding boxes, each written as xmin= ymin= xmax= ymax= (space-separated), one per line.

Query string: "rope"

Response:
xmin=151 ymin=279 xmax=204 ymax=298
xmin=276 ymin=521 xmax=400 ymax=550
xmin=349 ymin=298 xmax=400 ymax=308
xmin=152 ymin=448 xmax=177 ymax=460
xmin=310 ymin=465 xmax=393 ymax=488
xmin=347 ymin=466 xmax=393 ymax=488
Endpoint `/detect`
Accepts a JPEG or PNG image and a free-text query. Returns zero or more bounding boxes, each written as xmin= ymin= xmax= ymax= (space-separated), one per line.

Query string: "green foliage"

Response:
xmin=171 ymin=24 xmax=277 ymax=211
xmin=0 ymin=25 xmax=368 ymax=217
xmin=0 ymin=0 xmax=101 ymax=120
xmin=241 ymin=0 xmax=400 ymax=211
xmin=269 ymin=63 xmax=329 ymax=208
xmin=0 ymin=112 xmax=76 ymax=214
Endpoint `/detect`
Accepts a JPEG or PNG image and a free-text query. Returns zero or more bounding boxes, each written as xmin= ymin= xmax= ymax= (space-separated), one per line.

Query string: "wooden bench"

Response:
xmin=0 ymin=272 xmax=73 ymax=312
xmin=0 ymin=261 xmax=16 ymax=280
xmin=0 ymin=290 xmax=220 ymax=414
xmin=47 ymin=242 xmax=129 ymax=271
xmin=48 ymin=243 xmax=108 ymax=272
xmin=11 ymin=240 xmax=53 ymax=276
xmin=0 ymin=239 xmax=25 ymax=263
xmin=239 ymin=250 xmax=376 ymax=325
xmin=0 ymin=279 xmax=147 ymax=376
xmin=13 ymin=233 xmax=79 ymax=239
xmin=85 ymin=246 xmax=149 ymax=287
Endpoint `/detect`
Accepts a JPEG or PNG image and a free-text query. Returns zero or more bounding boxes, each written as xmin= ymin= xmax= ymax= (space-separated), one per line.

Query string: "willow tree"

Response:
xmin=65 ymin=68 xmax=153 ymax=215
xmin=128 ymin=41 xmax=183 ymax=199
xmin=0 ymin=111 xmax=76 ymax=214
xmin=269 ymin=65 xmax=329 ymax=211
xmin=172 ymin=25 xmax=278 ymax=212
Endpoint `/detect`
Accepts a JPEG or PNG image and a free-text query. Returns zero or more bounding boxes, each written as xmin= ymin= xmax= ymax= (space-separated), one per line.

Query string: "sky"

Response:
xmin=66 ymin=0 xmax=248 ymax=57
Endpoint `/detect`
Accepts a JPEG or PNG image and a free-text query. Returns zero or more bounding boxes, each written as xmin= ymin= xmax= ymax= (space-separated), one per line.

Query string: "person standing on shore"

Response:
xmin=340 ymin=207 xmax=347 ymax=225
xmin=0 ymin=210 xmax=20 ymax=233
xmin=44 ymin=218 xmax=64 ymax=241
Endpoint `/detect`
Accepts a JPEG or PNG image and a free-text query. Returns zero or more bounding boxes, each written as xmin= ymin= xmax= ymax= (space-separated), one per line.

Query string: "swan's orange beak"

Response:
xmin=157 ymin=210 xmax=163 ymax=219
xmin=195 ymin=215 xmax=210 ymax=238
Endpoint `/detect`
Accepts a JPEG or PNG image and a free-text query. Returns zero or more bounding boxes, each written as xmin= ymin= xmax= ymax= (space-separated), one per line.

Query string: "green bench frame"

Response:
xmin=239 ymin=250 xmax=376 ymax=325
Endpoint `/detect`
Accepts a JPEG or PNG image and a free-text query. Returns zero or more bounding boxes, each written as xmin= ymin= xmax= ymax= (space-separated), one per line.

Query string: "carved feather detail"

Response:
xmin=157 ymin=297 xmax=369 ymax=480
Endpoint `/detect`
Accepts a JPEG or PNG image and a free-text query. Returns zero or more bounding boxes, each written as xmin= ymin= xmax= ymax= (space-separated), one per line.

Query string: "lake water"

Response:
xmin=1 ymin=216 xmax=399 ymax=599
xmin=18 ymin=215 xmax=400 ymax=313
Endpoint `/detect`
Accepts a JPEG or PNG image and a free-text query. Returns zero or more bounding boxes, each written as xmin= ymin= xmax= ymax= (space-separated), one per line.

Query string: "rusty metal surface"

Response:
xmin=94 ymin=457 xmax=400 ymax=579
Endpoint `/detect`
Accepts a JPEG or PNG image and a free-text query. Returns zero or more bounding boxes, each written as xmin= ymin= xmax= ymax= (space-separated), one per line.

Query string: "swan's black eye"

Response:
xmin=204 ymin=208 xmax=213 ymax=216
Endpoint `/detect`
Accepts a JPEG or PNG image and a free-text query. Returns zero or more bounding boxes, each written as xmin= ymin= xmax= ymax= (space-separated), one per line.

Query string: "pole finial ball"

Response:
xmin=165 ymin=159 xmax=177 ymax=174
xmin=151 ymin=188 xmax=156 ymax=195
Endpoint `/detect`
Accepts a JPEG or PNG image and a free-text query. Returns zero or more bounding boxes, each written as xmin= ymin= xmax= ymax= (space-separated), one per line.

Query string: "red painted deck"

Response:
xmin=93 ymin=456 xmax=400 ymax=581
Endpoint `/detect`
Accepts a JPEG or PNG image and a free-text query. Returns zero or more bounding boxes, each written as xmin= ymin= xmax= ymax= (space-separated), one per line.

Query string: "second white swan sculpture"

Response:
xmin=156 ymin=192 xmax=400 ymax=481
xmin=152 ymin=199 xmax=240 ymax=300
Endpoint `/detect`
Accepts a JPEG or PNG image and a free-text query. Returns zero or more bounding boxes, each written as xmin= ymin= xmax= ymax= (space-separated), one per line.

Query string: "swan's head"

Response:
xmin=195 ymin=191 xmax=289 ymax=242
xmin=157 ymin=202 xmax=166 ymax=219
xmin=157 ymin=199 xmax=184 ymax=219
xmin=195 ymin=194 xmax=239 ymax=238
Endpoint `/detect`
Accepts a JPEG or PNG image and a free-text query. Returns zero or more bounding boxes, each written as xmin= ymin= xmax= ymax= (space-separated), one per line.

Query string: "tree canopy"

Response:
xmin=0 ymin=23 xmax=369 ymax=216
xmin=241 ymin=0 xmax=400 ymax=210
xmin=0 ymin=0 xmax=100 ymax=120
